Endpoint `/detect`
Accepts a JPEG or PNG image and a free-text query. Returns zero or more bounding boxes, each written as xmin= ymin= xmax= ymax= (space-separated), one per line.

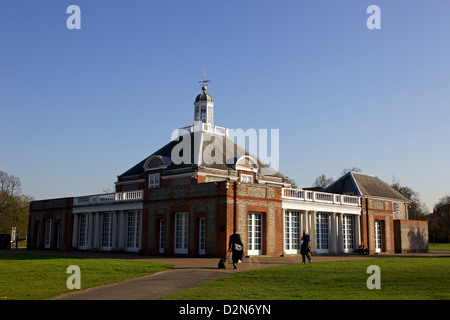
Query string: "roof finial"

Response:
xmin=199 ymin=69 xmax=211 ymax=92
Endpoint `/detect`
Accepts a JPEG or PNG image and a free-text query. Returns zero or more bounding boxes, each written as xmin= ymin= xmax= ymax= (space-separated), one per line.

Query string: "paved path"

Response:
xmin=3 ymin=249 xmax=448 ymax=300
xmin=52 ymin=254 xmax=377 ymax=300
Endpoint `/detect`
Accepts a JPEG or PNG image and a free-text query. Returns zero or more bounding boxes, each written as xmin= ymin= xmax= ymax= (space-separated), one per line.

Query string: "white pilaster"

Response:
xmin=93 ymin=212 xmax=100 ymax=250
xmin=309 ymin=211 xmax=317 ymax=253
xmin=87 ymin=213 xmax=94 ymax=250
xmin=112 ymin=211 xmax=118 ymax=250
xmin=355 ymin=214 xmax=361 ymax=249
xmin=118 ymin=211 xmax=126 ymax=251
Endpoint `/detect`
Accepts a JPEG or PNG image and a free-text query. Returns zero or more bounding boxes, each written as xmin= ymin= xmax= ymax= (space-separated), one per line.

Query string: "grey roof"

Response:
xmin=195 ymin=92 xmax=213 ymax=103
xmin=325 ymin=171 xmax=410 ymax=202
xmin=118 ymin=131 xmax=286 ymax=181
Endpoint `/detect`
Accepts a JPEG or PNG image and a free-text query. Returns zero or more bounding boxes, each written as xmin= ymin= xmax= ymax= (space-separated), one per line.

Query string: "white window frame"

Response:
xmin=200 ymin=105 xmax=207 ymax=122
xmin=148 ymin=173 xmax=160 ymax=189
xmin=174 ymin=212 xmax=189 ymax=254
xmin=284 ymin=211 xmax=300 ymax=254
xmin=126 ymin=211 xmax=141 ymax=252
xmin=78 ymin=214 xmax=89 ymax=249
xmin=316 ymin=213 xmax=329 ymax=253
xmin=342 ymin=215 xmax=354 ymax=252
xmin=44 ymin=219 xmax=52 ymax=249
xmin=248 ymin=213 xmax=263 ymax=255
xmin=240 ymin=174 xmax=253 ymax=184
xmin=375 ymin=220 xmax=382 ymax=253
xmin=101 ymin=213 xmax=113 ymax=250
xmin=393 ymin=202 xmax=400 ymax=213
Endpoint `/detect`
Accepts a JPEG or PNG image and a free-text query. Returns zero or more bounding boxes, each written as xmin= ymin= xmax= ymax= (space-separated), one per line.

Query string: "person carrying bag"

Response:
xmin=228 ymin=228 xmax=244 ymax=269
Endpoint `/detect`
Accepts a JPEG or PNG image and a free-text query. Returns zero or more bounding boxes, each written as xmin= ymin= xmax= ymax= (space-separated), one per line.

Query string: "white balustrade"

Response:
xmin=282 ymin=188 xmax=360 ymax=206
xmin=73 ymin=190 xmax=143 ymax=206
xmin=178 ymin=124 xmax=229 ymax=136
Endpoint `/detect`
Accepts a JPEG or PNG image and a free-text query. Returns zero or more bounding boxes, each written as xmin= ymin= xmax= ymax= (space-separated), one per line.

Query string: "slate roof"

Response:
xmin=118 ymin=131 xmax=287 ymax=181
xmin=325 ymin=171 xmax=410 ymax=202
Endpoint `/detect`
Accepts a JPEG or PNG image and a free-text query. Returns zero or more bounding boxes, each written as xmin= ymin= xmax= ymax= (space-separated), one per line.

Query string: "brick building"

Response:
xmin=27 ymin=85 xmax=428 ymax=256
xmin=325 ymin=171 xmax=428 ymax=254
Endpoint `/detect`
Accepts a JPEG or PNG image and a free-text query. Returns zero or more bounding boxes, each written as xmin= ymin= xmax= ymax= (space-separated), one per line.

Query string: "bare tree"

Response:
xmin=340 ymin=167 xmax=362 ymax=176
xmin=313 ymin=174 xmax=334 ymax=189
xmin=287 ymin=178 xmax=298 ymax=189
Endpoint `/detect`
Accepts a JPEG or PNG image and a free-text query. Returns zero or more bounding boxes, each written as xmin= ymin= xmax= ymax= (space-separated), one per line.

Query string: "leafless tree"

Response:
xmin=340 ymin=167 xmax=362 ymax=176
xmin=313 ymin=174 xmax=334 ymax=189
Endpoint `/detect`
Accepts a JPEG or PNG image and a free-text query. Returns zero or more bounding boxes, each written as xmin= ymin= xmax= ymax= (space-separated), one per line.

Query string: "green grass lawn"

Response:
xmin=162 ymin=257 xmax=450 ymax=300
xmin=429 ymin=243 xmax=450 ymax=251
xmin=0 ymin=254 xmax=172 ymax=300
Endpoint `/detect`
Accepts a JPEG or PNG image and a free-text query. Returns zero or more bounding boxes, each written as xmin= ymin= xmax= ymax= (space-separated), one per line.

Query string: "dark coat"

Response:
xmin=301 ymin=234 xmax=311 ymax=255
xmin=229 ymin=233 xmax=244 ymax=262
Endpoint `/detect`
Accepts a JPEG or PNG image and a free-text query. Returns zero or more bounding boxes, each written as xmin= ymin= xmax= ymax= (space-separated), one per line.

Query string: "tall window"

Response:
xmin=200 ymin=106 xmax=207 ymax=122
xmin=316 ymin=213 xmax=329 ymax=253
xmin=248 ymin=213 xmax=263 ymax=255
xmin=284 ymin=211 xmax=300 ymax=253
xmin=175 ymin=213 xmax=188 ymax=254
xmin=148 ymin=173 xmax=160 ymax=189
xmin=194 ymin=106 xmax=199 ymax=121
xmin=159 ymin=220 xmax=165 ymax=253
xmin=127 ymin=211 xmax=141 ymax=250
xmin=199 ymin=218 xmax=206 ymax=255
xmin=101 ymin=213 xmax=113 ymax=249
xmin=79 ymin=214 xmax=89 ymax=248
xmin=375 ymin=221 xmax=382 ymax=253
xmin=342 ymin=215 xmax=354 ymax=252
xmin=44 ymin=219 xmax=52 ymax=248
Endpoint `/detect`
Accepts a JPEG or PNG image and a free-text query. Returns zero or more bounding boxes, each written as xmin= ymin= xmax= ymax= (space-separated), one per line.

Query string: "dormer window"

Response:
xmin=241 ymin=174 xmax=254 ymax=184
xmin=393 ymin=202 xmax=399 ymax=213
xmin=148 ymin=173 xmax=160 ymax=189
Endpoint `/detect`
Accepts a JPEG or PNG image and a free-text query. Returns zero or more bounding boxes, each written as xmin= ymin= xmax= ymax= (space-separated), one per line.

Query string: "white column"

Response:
xmin=118 ymin=211 xmax=126 ymax=251
xmin=93 ymin=212 xmax=100 ymax=250
xmin=355 ymin=214 xmax=361 ymax=249
xmin=112 ymin=211 xmax=118 ymax=251
xmin=329 ymin=213 xmax=337 ymax=254
xmin=87 ymin=213 xmax=94 ymax=250
xmin=282 ymin=209 xmax=286 ymax=254
xmin=72 ymin=213 xmax=79 ymax=249
xmin=309 ymin=211 xmax=317 ymax=253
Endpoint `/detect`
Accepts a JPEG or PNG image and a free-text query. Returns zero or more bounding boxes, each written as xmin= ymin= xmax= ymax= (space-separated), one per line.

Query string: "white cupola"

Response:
xmin=193 ymin=81 xmax=214 ymax=125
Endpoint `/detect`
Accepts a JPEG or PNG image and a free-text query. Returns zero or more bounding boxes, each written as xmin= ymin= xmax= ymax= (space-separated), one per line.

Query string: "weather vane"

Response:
xmin=199 ymin=69 xmax=211 ymax=92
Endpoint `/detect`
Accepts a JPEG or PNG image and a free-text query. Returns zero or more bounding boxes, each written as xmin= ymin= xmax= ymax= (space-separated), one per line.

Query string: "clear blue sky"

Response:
xmin=1 ymin=0 xmax=449 ymax=211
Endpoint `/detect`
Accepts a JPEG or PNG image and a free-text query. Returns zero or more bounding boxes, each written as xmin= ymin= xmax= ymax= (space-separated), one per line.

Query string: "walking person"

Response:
xmin=301 ymin=229 xmax=312 ymax=264
xmin=228 ymin=228 xmax=244 ymax=269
